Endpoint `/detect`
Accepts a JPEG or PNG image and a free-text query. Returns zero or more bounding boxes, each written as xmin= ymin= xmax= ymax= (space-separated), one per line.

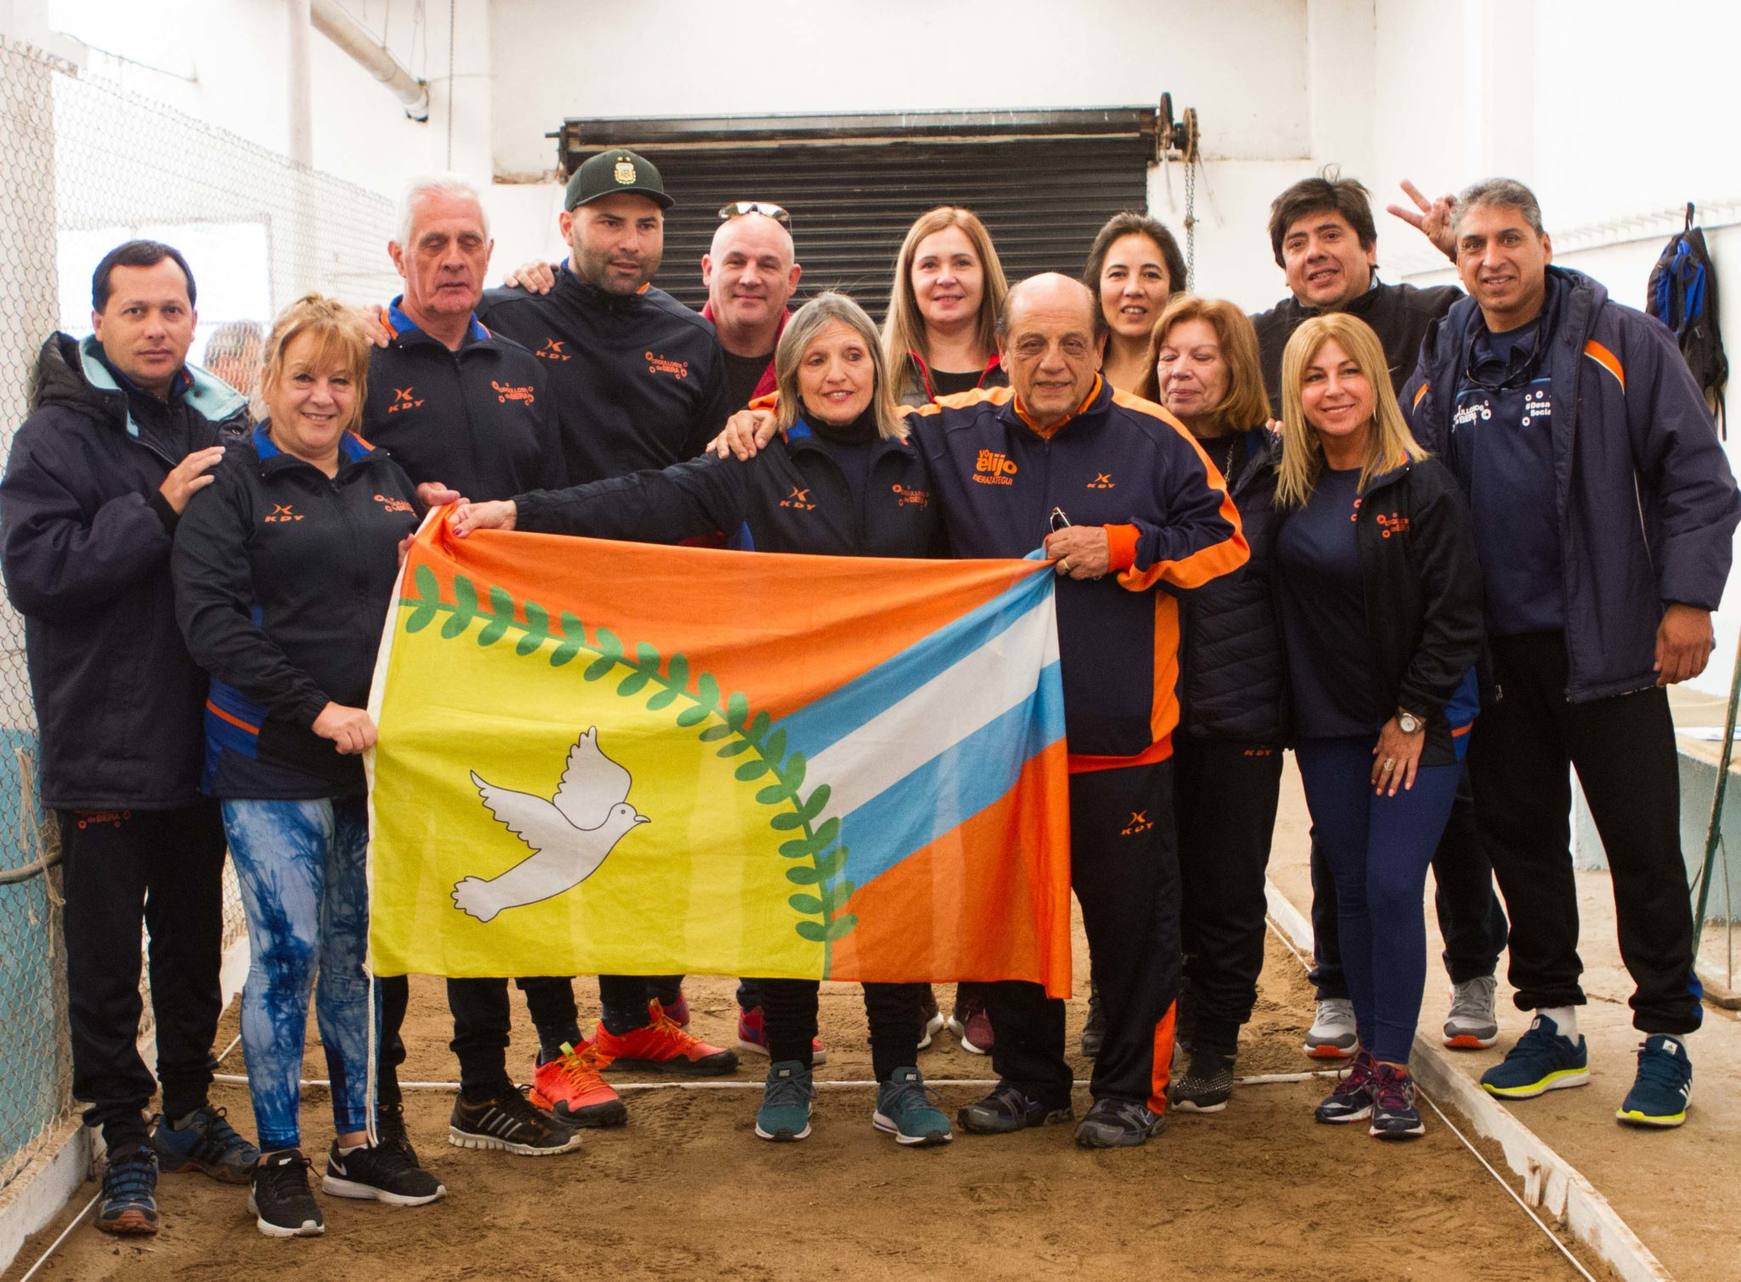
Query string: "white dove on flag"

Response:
xmin=453 ymin=726 xmax=651 ymax=923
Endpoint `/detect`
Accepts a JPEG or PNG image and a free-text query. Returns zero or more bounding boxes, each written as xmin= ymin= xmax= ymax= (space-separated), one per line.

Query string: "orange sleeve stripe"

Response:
xmin=1412 ymin=382 xmax=1430 ymax=410
xmin=1105 ymin=524 xmax=1139 ymax=571
xmin=205 ymin=699 xmax=259 ymax=735
xmin=1583 ymin=339 xmax=1625 ymax=391
xmin=1108 ymin=391 xmax=1251 ymax=592
xmin=905 ymin=386 xmax=1013 ymax=419
xmin=1116 ymin=484 xmax=1249 ymax=592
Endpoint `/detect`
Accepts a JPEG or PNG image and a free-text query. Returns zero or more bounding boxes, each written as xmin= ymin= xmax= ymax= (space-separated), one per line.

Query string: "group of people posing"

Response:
xmin=4 ymin=143 xmax=1734 ymax=1243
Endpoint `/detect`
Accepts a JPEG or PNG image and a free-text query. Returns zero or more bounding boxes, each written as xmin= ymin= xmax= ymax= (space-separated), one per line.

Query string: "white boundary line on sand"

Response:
xmin=1264 ymin=880 xmax=1672 ymax=1282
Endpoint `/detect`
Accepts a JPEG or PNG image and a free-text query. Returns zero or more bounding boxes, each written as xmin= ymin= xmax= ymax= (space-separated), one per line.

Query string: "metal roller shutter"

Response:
xmin=555 ymin=111 xmax=1156 ymax=320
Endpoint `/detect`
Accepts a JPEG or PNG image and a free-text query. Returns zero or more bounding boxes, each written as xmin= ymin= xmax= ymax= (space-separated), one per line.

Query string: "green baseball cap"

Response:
xmin=564 ymin=147 xmax=673 ymax=211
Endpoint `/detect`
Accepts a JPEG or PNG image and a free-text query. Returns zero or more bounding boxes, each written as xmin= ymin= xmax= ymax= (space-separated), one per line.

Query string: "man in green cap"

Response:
xmin=477 ymin=146 xmax=729 ymax=485
xmin=468 ymin=148 xmax=738 ymax=1095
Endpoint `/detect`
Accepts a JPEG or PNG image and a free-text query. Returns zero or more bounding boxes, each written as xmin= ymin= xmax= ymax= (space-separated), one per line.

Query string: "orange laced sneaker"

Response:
xmin=595 ymin=1000 xmax=740 ymax=1076
xmin=530 ymin=1041 xmax=627 ymax=1127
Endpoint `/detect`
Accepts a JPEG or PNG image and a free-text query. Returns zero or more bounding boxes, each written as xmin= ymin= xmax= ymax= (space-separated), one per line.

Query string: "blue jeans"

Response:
xmin=224 ymin=796 xmax=372 ymax=1151
xmin=1295 ymin=739 xmax=1461 ymax=1065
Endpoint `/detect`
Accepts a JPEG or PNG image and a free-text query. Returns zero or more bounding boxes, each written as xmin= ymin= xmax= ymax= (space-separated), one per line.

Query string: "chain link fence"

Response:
xmin=0 ymin=34 xmax=397 ymax=1193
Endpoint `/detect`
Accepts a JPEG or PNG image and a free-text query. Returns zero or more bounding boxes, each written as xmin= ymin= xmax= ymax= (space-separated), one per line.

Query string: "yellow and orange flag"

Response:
xmin=366 ymin=515 xmax=1072 ymax=996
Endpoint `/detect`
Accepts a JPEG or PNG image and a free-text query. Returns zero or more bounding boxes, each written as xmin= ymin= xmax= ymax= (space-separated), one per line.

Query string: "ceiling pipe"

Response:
xmin=309 ymin=0 xmax=430 ymax=122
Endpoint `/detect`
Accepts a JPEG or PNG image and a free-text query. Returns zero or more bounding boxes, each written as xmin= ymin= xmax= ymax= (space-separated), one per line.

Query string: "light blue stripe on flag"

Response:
xmin=835 ymin=664 xmax=1064 ymax=892
xmin=775 ymin=568 xmax=1053 ymax=761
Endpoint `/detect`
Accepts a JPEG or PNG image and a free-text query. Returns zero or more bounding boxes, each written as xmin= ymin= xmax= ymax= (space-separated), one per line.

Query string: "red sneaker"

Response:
xmin=595 ymin=1000 xmax=739 ymax=1075
xmin=735 ymin=1005 xmax=829 ymax=1065
xmin=660 ymin=989 xmax=691 ymax=1028
xmin=948 ymin=994 xmax=994 ymax=1055
xmin=530 ymin=1041 xmax=627 ymax=1127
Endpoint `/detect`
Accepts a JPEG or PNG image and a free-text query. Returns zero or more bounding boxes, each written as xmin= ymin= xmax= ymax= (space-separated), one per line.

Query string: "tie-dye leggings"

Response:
xmin=223 ymin=796 xmax=372 ymax=1151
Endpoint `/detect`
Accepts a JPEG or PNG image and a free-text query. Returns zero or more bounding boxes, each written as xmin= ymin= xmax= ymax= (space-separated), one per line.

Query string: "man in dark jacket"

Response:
xmin=364 ymin=178 xmax=613 ymax=1159
xmin=1405 ymin=178 xmax=1741 ymax=1128
xmin=476 ymin=147 xmax=729 ymax=483
xmin=455 ymin=157 xmax=742 ymax=1086
xmin=0 ymin=241 xmax=258 ymax=1235
xmin=1252 ymin=170 xmax=1464 ymax=412
xmin=1252 ymin=171 xmax=1508 ymax=1059
xmin=916 ymin=275 xmax=1248 ymax=1147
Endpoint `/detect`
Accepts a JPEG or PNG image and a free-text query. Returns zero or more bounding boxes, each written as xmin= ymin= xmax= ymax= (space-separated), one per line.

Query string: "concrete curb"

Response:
xmin=0 ymin=1119 xmax=88 ymax=1274
xmin=0 ymin=928 xmax=251 ymax=1274
xmin=1264 ymin=880 xmax=1673 ymax=1282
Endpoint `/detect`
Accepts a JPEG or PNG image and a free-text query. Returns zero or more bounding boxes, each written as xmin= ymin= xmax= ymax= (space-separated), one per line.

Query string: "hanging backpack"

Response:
xmin=1648 ymin=203 xmax=1728 ymax=435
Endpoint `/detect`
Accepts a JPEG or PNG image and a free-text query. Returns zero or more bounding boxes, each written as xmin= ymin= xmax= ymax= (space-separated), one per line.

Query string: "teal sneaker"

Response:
xmin=1615 ymin=1035 xmax=1692 ymax=1128
xmin=872 ymin=1067 xmax=952 ymax=1146
xmin=754 ymin=1060 xmax=814 ymax=1142
xmin=1479 ymin=1013 xmax=1589 ymax=1099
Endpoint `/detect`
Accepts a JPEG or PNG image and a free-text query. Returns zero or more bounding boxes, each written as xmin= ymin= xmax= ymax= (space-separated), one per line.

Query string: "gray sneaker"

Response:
xmin=1304 ymin=997 xmax=1358 ymax=1059
xmin=1443 ymin=975 xmax=1500 ymax=1049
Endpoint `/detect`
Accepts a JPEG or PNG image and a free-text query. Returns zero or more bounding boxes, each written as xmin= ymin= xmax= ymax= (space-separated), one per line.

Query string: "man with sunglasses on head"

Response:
xmin=703 ymin=202 xmax=802 ymax=410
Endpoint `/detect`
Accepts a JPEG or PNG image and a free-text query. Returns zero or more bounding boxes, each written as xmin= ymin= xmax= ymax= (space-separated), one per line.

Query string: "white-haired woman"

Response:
xmin=1273 ymin=311 xmax=1483 ymax=1142
xmin=452 ymin=292 xmax=954 ymax=1147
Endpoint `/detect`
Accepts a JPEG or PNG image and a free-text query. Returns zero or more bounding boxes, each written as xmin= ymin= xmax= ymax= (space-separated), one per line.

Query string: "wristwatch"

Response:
xmin=1396 ymin=708 xmax=1424 ymax=735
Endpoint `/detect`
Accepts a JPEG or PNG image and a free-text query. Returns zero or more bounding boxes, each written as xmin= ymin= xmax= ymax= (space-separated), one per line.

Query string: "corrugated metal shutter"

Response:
xmin=558 ymin=132 xmax=1152 ymax=320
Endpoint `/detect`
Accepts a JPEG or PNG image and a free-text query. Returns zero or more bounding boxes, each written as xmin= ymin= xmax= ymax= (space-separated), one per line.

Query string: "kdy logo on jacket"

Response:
xmin=779 ymin=486 xmax=815 ymax=512
xmin=264 ymin=504 xmax=304 ymax=524
xmin=536 ymin=338 xmax=571 ymax=363
xmin=388 ymin=386 xmax=424 ymax=414
xmin=973 ymin=449 xmax=1017 ymax=486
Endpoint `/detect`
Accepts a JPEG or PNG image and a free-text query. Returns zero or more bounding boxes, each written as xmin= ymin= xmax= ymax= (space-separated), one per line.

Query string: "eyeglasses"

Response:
xmin=718 ymin=201 xmax=791 ymax=226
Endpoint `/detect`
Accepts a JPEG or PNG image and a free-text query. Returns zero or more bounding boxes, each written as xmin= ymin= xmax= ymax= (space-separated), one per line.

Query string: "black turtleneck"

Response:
xmin=801 ymin=406 xmax=881 ymax=499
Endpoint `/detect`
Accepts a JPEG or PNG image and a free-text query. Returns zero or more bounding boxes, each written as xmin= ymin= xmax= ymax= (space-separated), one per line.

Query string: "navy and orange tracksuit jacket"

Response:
xmin=906 ymin=376 xmax=1248 ymax=768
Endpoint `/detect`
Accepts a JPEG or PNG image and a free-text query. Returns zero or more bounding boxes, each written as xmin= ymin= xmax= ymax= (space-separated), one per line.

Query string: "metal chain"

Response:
xmin=1184 ymin=155 xmax=1197 ymax=291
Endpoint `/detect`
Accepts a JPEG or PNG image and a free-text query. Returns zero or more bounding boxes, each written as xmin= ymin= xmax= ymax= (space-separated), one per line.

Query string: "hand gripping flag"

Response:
xmin=366 ymin=514 xmax=1072 ymax=996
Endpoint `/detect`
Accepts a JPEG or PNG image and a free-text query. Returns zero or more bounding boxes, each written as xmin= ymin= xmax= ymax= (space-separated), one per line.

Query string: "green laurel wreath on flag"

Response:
xmin=400 ymin=565 xmax=858 ymax=954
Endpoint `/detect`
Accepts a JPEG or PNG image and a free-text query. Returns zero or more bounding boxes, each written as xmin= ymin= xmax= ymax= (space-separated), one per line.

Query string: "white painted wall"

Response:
xmin=34 ymin=0 xmax=492 ymax=200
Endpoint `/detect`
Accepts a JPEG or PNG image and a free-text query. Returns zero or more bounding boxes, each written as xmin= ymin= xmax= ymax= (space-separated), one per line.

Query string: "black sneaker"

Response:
xmin=322 ymin=1140 xmax=446 ymax=1205
xmin=248 ymin=1149 xmax=323 ymax=1238
xmin=1080 ymin=985 xmax=1106 ymax=1058
xmin=1074 ymin=1097 xmax=1166 ymax=1148
xmin=375 ymin=1102 xmax=421 ymax=1166
xmin=449 ymin=1088 xmax=582 ymax=1156
xmin=96 ymin=1143 xmax=158 ymax=1236
xmin=956 ymin=1084 xmax=1072 ymax=1135
xmin=1169 ymin=1052 xmax=1234 ymax=1114
xmin=151 ymin=1104 xmax=259 ymax=1184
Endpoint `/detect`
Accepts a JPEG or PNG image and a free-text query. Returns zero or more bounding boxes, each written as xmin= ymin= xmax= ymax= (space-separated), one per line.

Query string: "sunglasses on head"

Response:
xmin=718 ymin=201 xmax=791 ymax=226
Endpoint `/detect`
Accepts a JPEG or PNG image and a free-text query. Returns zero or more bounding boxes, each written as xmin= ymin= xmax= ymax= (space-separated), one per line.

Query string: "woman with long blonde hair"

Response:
xmin=1272 ymin=312 xmax=1483 ymax=1143
xmin=882 ymin=206 xmax=1010 ymax=407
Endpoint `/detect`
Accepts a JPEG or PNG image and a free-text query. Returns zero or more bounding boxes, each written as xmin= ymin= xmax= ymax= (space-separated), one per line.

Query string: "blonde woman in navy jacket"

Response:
xmin=1274 ymin=312 xmax=1482 ymax=1143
